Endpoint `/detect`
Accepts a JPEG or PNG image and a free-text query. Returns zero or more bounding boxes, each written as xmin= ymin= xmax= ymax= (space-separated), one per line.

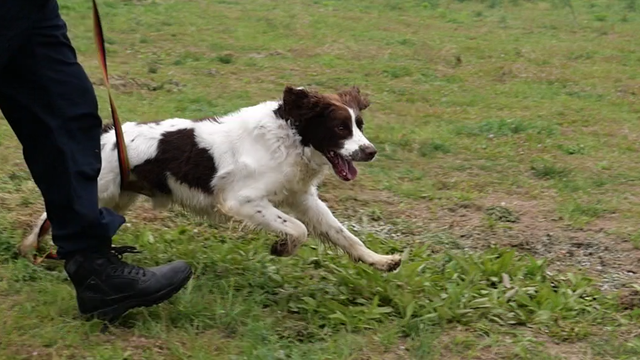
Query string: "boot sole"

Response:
xmin=83 ymin=266 xmax=193 ymax=323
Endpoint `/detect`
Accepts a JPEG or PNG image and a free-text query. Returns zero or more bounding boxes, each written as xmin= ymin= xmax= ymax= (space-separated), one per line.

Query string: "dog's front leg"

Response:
xmin=291 ymin=193 xmax=402 ymax=272
xmin=222 ymin=197 xmax=308 ymax=257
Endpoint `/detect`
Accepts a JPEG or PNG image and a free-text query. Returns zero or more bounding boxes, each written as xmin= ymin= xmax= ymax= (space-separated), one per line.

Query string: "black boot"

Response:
xmin=64 ymin=246 xmax=193 ymax=322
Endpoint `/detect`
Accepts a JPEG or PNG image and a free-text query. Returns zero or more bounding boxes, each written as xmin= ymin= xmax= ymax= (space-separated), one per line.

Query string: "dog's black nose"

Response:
xmin=360 ymin=144 xmax=377 ymax=161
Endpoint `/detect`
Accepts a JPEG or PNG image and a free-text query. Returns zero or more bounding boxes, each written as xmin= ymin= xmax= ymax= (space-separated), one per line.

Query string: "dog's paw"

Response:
xmin=270 ymin=238 xmax=294 ymax=257
xmin=371 ymin=254 xmax=402 ymax=272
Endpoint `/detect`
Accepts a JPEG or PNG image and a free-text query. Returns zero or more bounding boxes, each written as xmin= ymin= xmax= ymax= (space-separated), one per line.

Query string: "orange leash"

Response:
xmin=34 ymin=0 xmax=131 ymax=263
xmin=92 ymin=0 xmax=131 ymax=183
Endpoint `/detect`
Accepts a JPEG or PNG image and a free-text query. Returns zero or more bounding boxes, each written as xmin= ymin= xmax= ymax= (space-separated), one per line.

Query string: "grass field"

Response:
xmin=2 ymin=0 xmax=640 ymax=358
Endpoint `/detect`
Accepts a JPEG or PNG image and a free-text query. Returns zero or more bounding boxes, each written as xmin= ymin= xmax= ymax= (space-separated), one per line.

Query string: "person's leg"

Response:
xmin=0 ymin=0 xmax=123 ymax=258
xmin=0 ymin=0 xmax=192 ymax=321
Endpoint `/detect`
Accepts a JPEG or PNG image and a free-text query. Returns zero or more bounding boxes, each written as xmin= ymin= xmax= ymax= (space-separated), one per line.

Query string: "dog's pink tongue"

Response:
xmin=346 ymin=161 xmax=358 ymax=180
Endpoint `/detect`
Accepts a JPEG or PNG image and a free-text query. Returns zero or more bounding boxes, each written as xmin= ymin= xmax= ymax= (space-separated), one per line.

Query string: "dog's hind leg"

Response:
xmin=18 ymin=192 xmax=139 ymax=260
xmin=19 ymin=212 xmax=50 ymax=259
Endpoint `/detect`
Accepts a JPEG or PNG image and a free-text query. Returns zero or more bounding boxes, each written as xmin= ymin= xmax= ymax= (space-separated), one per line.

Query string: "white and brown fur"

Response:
xmin=20 ymin=86 xmax=402 ymax=272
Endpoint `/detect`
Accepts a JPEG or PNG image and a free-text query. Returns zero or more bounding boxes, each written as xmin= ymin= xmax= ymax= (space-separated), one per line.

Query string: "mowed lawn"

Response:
xmin=2 ymin=0 xmax=640 ymax=358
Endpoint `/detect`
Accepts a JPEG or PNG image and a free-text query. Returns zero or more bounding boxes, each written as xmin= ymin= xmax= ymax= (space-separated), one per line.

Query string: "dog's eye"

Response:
xmin=336 ymin=125 xmax=347 ymax=132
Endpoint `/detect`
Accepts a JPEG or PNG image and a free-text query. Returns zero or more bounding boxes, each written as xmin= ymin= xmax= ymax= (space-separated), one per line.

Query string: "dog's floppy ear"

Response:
xmin=283 ymin=86 xmax=313 ymax=105
xmin=282 ymin=86 xmax=323 ymax=122
xmin=337 ymin=86 xmax=370 ymax=111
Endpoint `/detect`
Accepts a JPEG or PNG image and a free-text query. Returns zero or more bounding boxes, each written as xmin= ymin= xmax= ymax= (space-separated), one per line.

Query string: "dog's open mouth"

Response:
xmin=325 ymin=150 xmax=358 ymax=181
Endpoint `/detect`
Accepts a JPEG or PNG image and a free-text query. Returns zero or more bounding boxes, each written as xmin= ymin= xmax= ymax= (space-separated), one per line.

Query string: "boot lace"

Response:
xmin=106 ymin=246 xmax=147 ymax=277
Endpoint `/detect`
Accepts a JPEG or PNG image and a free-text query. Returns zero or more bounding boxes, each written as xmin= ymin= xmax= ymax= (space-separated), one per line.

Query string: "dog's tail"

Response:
xmin=18 ymin=212 xmax=50 ymax=259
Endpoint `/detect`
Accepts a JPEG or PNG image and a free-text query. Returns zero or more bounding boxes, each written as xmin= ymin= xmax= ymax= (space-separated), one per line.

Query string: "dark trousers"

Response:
xmin=0 ymin=0 xmax=125 ymax=258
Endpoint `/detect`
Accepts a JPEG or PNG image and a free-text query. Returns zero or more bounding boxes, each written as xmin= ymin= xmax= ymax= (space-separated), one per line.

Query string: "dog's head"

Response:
xmin=279 ymin=85 xmax=376 ymax=182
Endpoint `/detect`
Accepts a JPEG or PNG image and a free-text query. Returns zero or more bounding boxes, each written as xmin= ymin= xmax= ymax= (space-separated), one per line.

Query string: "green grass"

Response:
xmin=2 ymin=0 xmax=640 ymax=358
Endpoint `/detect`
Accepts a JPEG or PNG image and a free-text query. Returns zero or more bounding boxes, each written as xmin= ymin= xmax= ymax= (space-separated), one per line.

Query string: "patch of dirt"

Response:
xmin=3 ymin=347 xmax=56 ymax=360
xmin=120 ymin=335 xmax=169 ymax=359
xmin=436 ymin=327 xmax=609 ymax=360
xmin=619 ymin=288 xmax=640 ymax=310
xmin=354 ymin=349 xmax=410 ymax=360
xmin=458 ymin=194 xmax=640 ymax=291
xmin=323 ymin=187 xmax=640 ymax=291
xmin=530 ymin=333 xmax=602 ymax=360
xmin=544 ymin=342 xmax=595 ymax=360
xmin=433 ymin=327 xmax=512 ymax=360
